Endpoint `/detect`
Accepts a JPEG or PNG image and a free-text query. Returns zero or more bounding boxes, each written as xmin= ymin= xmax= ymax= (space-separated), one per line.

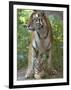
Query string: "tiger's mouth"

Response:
xmin=27 ymin=25 xmax=35 ymax=31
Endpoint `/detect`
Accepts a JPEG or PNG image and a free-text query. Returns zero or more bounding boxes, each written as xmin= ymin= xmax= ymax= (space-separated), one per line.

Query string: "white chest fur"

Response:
xmin=32 ymin=31 xmax=51 ymax=52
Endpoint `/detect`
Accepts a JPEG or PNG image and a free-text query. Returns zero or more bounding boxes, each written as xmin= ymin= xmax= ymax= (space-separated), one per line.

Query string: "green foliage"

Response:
xmin=48 ymin=15 xmax=63 ymax=72
xmin=48 ymin=15 xmax=63 ymax=42
xmin=17 ymin=9 xmax=32 ymax=25
xmin=17 ymin=9 xmax=32 ymax=69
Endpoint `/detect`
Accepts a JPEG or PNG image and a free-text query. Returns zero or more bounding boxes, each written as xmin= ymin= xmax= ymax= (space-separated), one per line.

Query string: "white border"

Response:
xmin=13 ymin=5 xmax=67 ymax=85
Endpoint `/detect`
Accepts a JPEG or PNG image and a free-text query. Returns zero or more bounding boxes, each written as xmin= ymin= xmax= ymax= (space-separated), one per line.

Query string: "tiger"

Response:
xmin=25 ymin=10 xmax=57 ymax=79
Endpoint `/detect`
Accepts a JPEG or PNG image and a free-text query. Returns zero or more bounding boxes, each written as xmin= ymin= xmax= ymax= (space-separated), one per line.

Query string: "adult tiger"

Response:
xmin=25 ymin=10 xmax=56 ymax=79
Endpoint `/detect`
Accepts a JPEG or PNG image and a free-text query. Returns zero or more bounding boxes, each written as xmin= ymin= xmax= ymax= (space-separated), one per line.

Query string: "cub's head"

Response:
xmin=27 ymin=10 xmax=47 ymax=32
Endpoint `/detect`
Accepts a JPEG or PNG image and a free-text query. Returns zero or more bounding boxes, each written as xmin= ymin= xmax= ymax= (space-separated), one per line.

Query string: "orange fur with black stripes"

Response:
xmin=25 ymin=10 xmax=56 ymax=79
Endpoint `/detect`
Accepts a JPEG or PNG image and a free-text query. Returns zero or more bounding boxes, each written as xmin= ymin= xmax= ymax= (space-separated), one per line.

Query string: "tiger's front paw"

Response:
xmin=24 ymin=72 xmax=34 ymax=79
xmin=34 ymin=70 xmax=45 ymax=79
xmin=24 ymin=74 xmax=30 ymax=79
xmin=34 ymin=74 xmax=41 ymax=79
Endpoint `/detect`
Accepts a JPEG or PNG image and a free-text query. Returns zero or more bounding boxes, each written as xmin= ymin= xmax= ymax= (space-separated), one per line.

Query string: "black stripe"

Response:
xmin=37 ymin=30 xmax=49 ymax=39
xmin=32 ymin=45 xmax=36 ymax=53
xmin=37 ymin=32 xmax=40 ymax=39
xmin=35 ymin=40 xmax=38 ymax=48
xmin=32 ymin=45 xmax=39 ymax=58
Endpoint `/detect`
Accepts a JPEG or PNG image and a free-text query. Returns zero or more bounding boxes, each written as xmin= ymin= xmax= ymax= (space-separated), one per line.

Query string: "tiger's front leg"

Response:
xmin=24 ymin=61 xmax=34 ymax=79
xmin=34 ymin=57 xmax=45 ymax=79
xmin=34 ymin=52 xmax=46 ymax=79
xmin=25 ymin=46 xmax=36 ymax=79
xmin=34 ymin=57 xmax=42 ymax=79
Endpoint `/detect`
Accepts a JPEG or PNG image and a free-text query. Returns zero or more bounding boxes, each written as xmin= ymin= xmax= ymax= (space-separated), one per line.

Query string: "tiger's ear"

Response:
xmin=41 ymin=11 xmax=45 ymax=16
xmin=33 ymin=10 xmax=41 ymax=13
xmin=33 ymin=10 xmax=37 ymax=12
xmin=33 ymin=10 xmax=37 ymax=11
xmin=33 ymin=10 xmax=45 ymax=16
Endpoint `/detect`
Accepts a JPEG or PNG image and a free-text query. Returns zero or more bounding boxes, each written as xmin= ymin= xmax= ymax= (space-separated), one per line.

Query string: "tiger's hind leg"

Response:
xmin=47 ymin=50 xmax=57 ymax=75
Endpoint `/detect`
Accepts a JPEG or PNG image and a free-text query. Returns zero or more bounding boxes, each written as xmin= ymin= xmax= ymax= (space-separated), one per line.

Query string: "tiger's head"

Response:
xmin=27 ymin=10 xmax=48 ymax=32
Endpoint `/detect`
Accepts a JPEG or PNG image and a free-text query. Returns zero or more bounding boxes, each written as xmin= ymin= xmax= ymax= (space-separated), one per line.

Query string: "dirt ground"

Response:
xmin=17 ymin=68 xmax=63 ymax=81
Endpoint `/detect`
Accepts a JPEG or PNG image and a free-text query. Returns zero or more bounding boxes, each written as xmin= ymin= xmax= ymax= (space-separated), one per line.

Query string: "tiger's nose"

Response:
xmin=27 ymin=25 xmax=35 ymax=31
